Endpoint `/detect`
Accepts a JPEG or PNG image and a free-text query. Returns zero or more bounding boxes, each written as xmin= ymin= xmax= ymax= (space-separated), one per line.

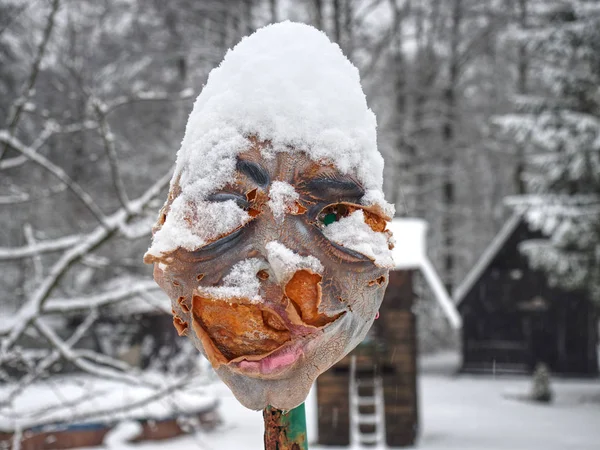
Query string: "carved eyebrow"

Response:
xmin=306 ymin=175 xmax=365 ymax=199
xmin=236 ymin=158 xmax=269 ymax=188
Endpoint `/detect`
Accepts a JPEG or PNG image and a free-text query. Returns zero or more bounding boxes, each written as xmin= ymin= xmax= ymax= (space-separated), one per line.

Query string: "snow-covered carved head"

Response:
xmin=144 ymin=22 xmax=395 ymax=411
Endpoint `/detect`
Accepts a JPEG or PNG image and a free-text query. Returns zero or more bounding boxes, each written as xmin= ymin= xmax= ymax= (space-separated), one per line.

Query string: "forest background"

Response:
xmin=1 ymin=0 xmax=599 ymax=433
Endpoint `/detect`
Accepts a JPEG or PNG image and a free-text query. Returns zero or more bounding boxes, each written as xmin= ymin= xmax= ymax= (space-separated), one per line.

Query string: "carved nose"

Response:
xmin=264 ymin=240 xmax=319 ymax=284
xmin=262 ymin=240 xmax=341 ymax=327
xmin=246 ymin=206 xmax=297 ymax=265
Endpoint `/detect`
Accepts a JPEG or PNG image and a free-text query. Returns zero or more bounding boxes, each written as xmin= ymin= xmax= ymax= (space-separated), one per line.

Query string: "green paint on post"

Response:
xmin=283 ymin=403 xmax=307 ymax=444
xmin=263 ymin=403 xmax=308 ymax=450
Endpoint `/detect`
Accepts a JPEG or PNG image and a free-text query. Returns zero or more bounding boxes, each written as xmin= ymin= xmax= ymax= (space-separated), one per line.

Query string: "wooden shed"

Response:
xmin=454 ymin=214 xmax=598 ymax=376
xmin=316 ymin=219 xmax=461 ymax=447
xmin=1 ymin=278 xmax=217 ymax=450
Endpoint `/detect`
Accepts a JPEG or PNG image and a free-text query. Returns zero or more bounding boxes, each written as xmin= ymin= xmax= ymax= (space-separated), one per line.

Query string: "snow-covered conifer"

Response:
xmin=494 ymin=0 xmax=600 ymax=304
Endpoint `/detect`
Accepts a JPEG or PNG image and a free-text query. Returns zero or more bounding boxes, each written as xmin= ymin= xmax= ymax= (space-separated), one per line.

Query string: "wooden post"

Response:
xmin=263 ymin=403 xmax=308 ymax=450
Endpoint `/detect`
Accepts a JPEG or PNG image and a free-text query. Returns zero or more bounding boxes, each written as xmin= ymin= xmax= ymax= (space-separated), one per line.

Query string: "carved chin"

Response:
xmin=214 ymin=310 xmax=367 ymax=411
xmin=216 ymin=358 xmax=316 ymax=411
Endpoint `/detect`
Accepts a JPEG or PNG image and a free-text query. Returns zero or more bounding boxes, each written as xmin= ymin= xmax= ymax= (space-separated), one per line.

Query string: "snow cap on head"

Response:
xmin=177 ymin=20 xmax=386 ymax=195
xmin=147 ymin=21 xmax=392 ymax=259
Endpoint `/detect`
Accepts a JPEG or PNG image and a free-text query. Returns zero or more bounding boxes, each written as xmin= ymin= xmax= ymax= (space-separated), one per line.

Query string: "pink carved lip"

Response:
xmin=226 ymin=311 xmax=347 ymax=379
xmin=228 ymin=339 xmax=306 ymax=378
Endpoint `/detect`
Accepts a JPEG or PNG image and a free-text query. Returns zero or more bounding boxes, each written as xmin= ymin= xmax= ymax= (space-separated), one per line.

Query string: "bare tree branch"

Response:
xmin=0 ymin=310 xmax=99 ymax=408
xmin=0 ymin=120 xmax=98 ymax=171
xmin=139 ymin=289 xmax=172 ymax=315
xmin=23 ymin=223 xmax=42 ymax=290
xmin=0 ymin=169 xmax=171 ymax=354
xmin=0 ymin=3 xmax=29 ymax=38
xmin=33 ymin=318 xmax=143 ymax=386
xmin=0 ymin=233 xmax=81 ymax=260
xmin=0 ymin=2 xmax=241 ymax=438
xmin=0 ymin=0 xmax=61 ymax=160
xmin=0 ymin=130 xmax=108 ymax=225
xmin=5 ymin=370 xmax=209 ymax=431
xmin=44 ymin=280 xmax=161 ymax=313
xmin=118 ymin=217 xmax=154 ymax=239
xmin=101 ymin=88 xmax=195 ymax=116
xmin=0 ymin=184 xmax=67 ymax=205
xmin=92 ymin=99 xmax=131 ymax=213
xmin=73 ymin=349 xmax=135 ymax=373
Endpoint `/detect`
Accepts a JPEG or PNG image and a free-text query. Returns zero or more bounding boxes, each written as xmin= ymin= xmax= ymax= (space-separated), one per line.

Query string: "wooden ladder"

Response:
xmin=349 ymin=356 xmax=386 ymax=447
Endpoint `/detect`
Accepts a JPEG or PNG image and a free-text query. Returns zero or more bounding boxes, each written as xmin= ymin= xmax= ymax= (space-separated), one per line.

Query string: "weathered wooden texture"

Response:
xmin=316 ymin=269 xmax=418 ymax=447
xmin=263 ymin=404 xmax=308 ymax=450
xmin=315 ymin=364 xmax=351 ymax=446
xmin=0 ymin=408 xmax=220 ymax=450
xmin=458 ymin=219 xmax=599 ymax=376
xmin=379 ymin=270 xmax=418 ymax=447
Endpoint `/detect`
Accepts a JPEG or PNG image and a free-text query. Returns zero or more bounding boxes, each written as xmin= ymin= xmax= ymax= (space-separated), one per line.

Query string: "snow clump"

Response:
xmin=322 ymin=210 xmax=394 ymax=268
xmin=267 ymin=181 xmax=300 ymax=222
xmin=199 ymin=258 xmax=268 ymax=303
xmin=266 ymin=241 xmax=324 ymax=285
xmin=149 ymin=198 xmax=250 ymax=258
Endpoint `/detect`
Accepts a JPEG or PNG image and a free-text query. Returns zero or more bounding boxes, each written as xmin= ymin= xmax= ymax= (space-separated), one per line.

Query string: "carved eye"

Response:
xmin=317 ymin=203 xmax=351 ymax=227
xmin=208 ymin=192 xmax=249 ymax=210
xmin=208 ymin=191 xmax=262 ymax=218
xmin=317 ymin=203 xmax=387 ymax=233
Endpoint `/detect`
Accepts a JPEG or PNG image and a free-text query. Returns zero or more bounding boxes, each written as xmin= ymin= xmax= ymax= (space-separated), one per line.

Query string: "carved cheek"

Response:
xmin=153 ymin=262 xmax=182 ymax=301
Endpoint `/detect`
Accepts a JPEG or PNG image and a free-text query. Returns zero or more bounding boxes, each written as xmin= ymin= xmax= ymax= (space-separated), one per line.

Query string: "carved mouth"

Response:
xmin=192 ymin=296 xmax=293 ymax=362
xmin=190 ymin=270 xmax=345 ymax=375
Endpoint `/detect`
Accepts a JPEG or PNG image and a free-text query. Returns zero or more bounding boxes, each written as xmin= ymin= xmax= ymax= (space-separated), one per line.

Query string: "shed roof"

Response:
xmin=388 ymin=218 xmax=427 ymax=269
xmin=453 ymin=214 xmax=522 ymax=308
xmin=388 ymin=218 xmax=462 ymax=329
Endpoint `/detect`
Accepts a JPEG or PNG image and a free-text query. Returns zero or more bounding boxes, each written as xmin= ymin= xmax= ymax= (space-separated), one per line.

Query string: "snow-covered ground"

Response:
xmin=73 ymin=352 xmax=599 ymax=450
xmin=417 ymin=359 xmax=600 ymax=450
xmin=0 ymin=372 xmax=217 ymax=431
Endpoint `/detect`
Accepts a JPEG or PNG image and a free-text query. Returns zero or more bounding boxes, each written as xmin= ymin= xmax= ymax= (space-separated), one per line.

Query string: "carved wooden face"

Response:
xmin=146 ymin=139 xmax=391 ymax=410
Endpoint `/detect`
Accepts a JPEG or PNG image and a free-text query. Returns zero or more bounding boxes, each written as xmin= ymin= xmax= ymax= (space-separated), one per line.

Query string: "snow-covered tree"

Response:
xmin=0 ymin=0 xmax=248 ymax=437
xmin=494 ymin=0 xmax=600 ymax=305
